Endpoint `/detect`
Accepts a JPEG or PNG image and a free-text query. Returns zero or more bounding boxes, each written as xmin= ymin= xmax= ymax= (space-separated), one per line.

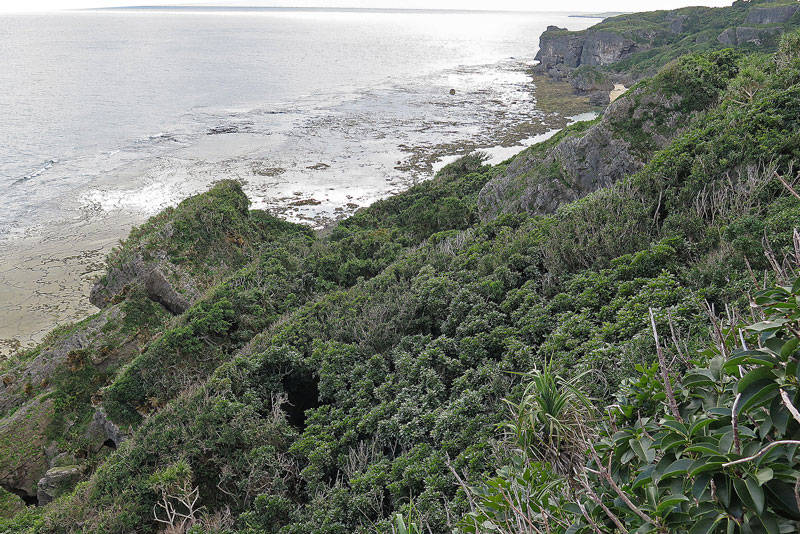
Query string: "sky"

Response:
xmin=0 ymin=0 xmax=734 ymax=14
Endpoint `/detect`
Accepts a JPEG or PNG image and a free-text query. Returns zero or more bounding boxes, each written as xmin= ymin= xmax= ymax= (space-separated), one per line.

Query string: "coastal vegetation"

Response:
xmin=1 ymin=4 xmax=800 ymax=534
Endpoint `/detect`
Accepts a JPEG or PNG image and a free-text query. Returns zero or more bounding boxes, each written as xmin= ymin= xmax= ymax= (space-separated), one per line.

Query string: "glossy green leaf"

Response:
xmin=656 ymin=494 xmax=689 ymax=514
xmin=661 ymin=458 xmax=693 ymax=480
xmin=736 ymin=367 xmax=775 ymax=395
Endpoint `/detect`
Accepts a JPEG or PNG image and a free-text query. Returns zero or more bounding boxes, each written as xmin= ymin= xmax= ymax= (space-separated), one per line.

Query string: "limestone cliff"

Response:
xmin=535 ymin=0 xmax=800 ymax=83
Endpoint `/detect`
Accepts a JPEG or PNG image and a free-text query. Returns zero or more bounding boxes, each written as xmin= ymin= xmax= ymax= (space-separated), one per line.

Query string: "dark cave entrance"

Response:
xmin=284 ymin=375 xmax=320 ymax=429
xmin=6 ymin=486 xmax=38 ymax=506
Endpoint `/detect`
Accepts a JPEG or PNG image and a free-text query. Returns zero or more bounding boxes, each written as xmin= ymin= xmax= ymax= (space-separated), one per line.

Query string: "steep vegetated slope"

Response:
xmin=1 ymin=22 xmax=799 ymax=534
xmin=479 ymin=49 xmax=740 ymax=218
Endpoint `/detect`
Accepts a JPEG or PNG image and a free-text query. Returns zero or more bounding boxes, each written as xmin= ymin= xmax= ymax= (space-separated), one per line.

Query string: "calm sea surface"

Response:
xmin=0 ymin=9 xmax=594 ymax=237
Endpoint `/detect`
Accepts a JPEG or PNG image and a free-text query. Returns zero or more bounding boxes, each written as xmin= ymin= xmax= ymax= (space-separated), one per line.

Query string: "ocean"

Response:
xmin=0 ymin=8 xmax=595 ymax=235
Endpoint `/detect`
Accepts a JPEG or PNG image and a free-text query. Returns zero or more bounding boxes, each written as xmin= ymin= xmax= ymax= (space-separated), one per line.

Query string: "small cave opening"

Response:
xmin=284 ymin=375 xmax=320 ymax=429
xmin=102 ymin=438 xmax=117 ymax=450
xmin=5 ymin=486 xmax=38 ymax=507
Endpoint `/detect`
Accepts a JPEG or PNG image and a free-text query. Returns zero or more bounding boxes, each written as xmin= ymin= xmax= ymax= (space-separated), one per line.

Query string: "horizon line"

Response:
xmin=78 ymin=5 xmax=613 ymax=15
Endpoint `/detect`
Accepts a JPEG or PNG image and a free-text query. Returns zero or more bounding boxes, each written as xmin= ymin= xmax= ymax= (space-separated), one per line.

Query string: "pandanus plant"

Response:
xmin=502 ymin=360 xmax=595 ymax=477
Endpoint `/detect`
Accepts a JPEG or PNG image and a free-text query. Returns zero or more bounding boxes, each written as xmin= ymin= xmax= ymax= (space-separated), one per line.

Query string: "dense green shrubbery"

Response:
xmin=462 ymin=276 xmax=800 ymax=534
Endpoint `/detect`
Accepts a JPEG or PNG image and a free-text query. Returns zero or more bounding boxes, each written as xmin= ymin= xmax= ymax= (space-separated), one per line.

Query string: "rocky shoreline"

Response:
xmin=0 ymin=64 xmax=600 ymax=358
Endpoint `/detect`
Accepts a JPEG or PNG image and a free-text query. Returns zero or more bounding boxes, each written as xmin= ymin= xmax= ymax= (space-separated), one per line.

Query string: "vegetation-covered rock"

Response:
xmin=479 ymin=48 xmax=740 ymax=219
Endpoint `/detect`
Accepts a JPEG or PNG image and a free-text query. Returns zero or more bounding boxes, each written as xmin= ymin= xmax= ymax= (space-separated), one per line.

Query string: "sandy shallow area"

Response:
xmin=0 ymin=211 xmax=143 ymax=356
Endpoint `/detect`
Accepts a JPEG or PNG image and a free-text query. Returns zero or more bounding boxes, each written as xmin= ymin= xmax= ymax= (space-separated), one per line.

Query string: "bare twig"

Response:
xmin=650 ymin=308 xmax=683 ymax=422
xmin=731 ymin=393 xmax=742 ymax=455
xmin=795 ymin=478 xmax=800 ymax=515
xmin=704 ymin=301 xmax=729 ymax=358
xmin=776 ymin=171 xmax=800 ymax=201
xmin=577 ymin=502 xmax=604 ymax=534
xmin=743 ymin=256 xmax=759 ymax=287
xmin=722 ymin=440 xmax=800 ymax=467
xmin=667 ymin=312 xmax=688 ymax=367
xmin=589 ymin=444 xmax=657 ymax=528
xmin=582 ymin=481 xmax=628 ymax=533
xmin=780 ymin=389 xmax=800 ymax=425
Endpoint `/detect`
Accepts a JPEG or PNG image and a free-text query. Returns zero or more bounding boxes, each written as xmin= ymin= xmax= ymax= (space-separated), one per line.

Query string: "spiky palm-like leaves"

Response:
xmin=502 ymin=362 xmax=595 ymax=477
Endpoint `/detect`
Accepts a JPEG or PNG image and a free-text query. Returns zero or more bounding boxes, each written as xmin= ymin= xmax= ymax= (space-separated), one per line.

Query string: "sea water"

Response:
xmin=0 ymin=8 xmax=595 ymax=235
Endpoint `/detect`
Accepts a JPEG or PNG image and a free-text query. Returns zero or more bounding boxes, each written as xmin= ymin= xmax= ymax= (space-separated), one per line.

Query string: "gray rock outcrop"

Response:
xmin=478 ymin=79 xmax=689 ymax=220
xmin=744 ymin=4 xmax=799 ymax=25
xmin=89 ymin=252 xmax=196 ymax=315
xmin=36 ymin=465 xmax=83 ymax=505
xmin=0 ymin=399 xmax=53 ymax=499
xmin=717 ymin=26 xmax=782 ymax=46
xmin=478 ymin=112 xmax=642 ymax=219
xmin=0 ymin=306 xmax=124 ymax=414
xmin=84 ymin=408 xmax=126 ymax=451
xmin=535 ymin=27 xmax=643 ymax=73
xmin=535 ymin=26 xmax=584 ymax=70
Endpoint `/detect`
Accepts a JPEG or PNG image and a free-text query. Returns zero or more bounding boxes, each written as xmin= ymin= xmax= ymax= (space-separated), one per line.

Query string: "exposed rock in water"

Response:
xmin=36 ymin=465 xmax=84 ymax=506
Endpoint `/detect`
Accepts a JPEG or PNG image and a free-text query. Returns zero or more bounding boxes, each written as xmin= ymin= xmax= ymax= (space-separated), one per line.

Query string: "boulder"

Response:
xmin=570 ymin=67 xmax=614 ymax=93
xmin=36 ymin=465 xmax=83 ymax=505
xmin=589 ymin=91 xmax=611 ymax=106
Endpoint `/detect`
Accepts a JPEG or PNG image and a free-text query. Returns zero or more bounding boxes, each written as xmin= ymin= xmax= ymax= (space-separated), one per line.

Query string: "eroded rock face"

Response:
xmin=37 ymin=465 xmax=83 ymax=506
xmin=718 ymin=26 xmax=782 ymax=46
xmin=570 ymin=69 xmax=614 ymax=93
xmin=477 ymin=82 xmax=686 ymax=220
xmin=535 ymin=27 xmax=642 ymax=73
xmin=0 ymin=306 xmax=127 ymax=414
xmin=535 ymin=26 xmax=584 ymax=70
xmin=84 ymin=408 xmax=126 ymax=452
xmin=89 ymin=252 xmax=196 ymax=315
xmin=744 ymin=4 xmax=799 ymax=25
xmin=0 ymin=399 xmax=53 ymax=498
xmin=581 ymin=31 xmax=640 ymax=67
xmin=666 ymin=13 xmax=690 ymax=34
xmin=478 ymin=118 xmax=642 ymax=219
